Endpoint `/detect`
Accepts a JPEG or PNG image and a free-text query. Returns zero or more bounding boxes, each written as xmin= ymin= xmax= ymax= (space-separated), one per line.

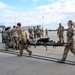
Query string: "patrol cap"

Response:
xmin=17 ymin=23 xmax=21 ymax=26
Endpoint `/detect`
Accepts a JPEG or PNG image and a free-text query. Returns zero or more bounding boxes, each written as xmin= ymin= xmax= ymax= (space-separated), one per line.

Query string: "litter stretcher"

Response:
xmin=27 ymin=37 xmax=66 ymax=51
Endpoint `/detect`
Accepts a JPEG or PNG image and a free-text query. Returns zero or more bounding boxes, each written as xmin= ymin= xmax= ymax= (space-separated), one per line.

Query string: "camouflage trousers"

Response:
xmin=58 ymin=34 xmax=64 ymax=43
xmin=34 ymin=34 xmax=37 ymax=39
xmin=41 ymin=32 xmax=43 ymax=37
xmin=19 ymin=41 xmax=31 ymax=55
xmin=37 ymin=33 xmax=41 ymax=38
xmin=4 ymin=36 xmax=9 ymax=49
xmin=12 ymin=37 xmax=18 ymax=50
xmin=61 ymin=38 xmax=75 ymax=61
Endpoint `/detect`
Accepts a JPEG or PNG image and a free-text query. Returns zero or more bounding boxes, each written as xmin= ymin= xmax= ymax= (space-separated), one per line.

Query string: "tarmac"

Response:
xmin=0 ymin=32 xmax=75 ymax=75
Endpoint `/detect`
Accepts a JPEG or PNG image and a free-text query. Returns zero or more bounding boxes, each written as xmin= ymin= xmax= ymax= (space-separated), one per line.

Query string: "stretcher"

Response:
xmin=27 ymin=37 xmax=66 ymax=51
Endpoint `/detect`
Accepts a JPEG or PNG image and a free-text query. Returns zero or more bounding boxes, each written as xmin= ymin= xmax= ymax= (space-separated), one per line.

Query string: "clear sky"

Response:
xmin=0 ymin=0 xmax=75 ymax=29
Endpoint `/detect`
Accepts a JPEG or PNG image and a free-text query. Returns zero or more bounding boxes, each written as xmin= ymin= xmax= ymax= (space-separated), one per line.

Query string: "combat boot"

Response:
xmin=58 ymin=59 xmax=65 ymax=63
xmin=29 ymin=51 xmax=32 ymax=57
xmin=5 ymin=48 xmax=8 ymax=51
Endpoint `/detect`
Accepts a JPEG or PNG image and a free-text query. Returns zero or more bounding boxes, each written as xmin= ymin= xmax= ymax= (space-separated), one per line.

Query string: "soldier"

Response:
xmin=3 ymin=27 xmax=11 ymax=51
xmin=11 ymin=25 xmax=18 ymax=50
xmin=28 ymin=28 xmax=34 ymax=39
xmin=58 ymin=20 xmax=75 ymax=63
xmin=31 ymin=28 xmax=34 ymax=39
xmin=17 ymin=23 xmax=32 ymax=57
xmin=41 ymin=27 xmax=44 ymax=37
xmin=36 ymin=26 xmax=41 ymax=38
xmin=33 ymin=27 xmax=37 ymax=39
xmin=57 ymin=23 xmax=64 ymax=43
xmin=28 ymin=28 xmax=31 ymax=34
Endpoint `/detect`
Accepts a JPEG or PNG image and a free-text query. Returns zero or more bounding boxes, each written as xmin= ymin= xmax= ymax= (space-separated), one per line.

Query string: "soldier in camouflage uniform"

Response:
xmin=33 ymin=27 xmax=37 ymax=39
xmin=57 ymin=23 xmax=64 ymax=43
xmin=3 ymin=27 xmax=11 ymax=51
xmin=11 ymin=25 xmax=18 ymax=50
xmin=31 ymin=28 xmax=34 ymax=39
xmin=41 ymin=27 xmax=44 ymax=37
xmin=36 ymin=26 xmax=41 ymax=38
xmin=58 ymin=20 xmax=75 ymax=63
xmin=17 ymin=23 xmax=32 ymax=56
xmin=28 ymin=28 xmax=34 ymax=39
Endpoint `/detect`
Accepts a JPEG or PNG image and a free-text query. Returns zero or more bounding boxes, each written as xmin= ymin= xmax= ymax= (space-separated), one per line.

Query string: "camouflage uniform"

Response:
xmin=11 ymin=27 xmax=18 ymax=50
xmin=58 ymin=26 xmax=75 ymax=63
xmin=3 ymin=28 xmax=11 ymax=51
xmin=41 ymin=28 xmax=44 ymax=37
xmin=17 ymin=23 xmax=32 ymax=56
xmin=34 ymin=27 xmax=37 ymax=39
xmin=36 ymin=27 xmax=41 ymax=38
xmin=31 ymin=29 xmax=34 ymax=39
xmin=29 ymin=28 xmax=34 ymax=39
xmin=57 ymin=25 xmax=64 ymax=43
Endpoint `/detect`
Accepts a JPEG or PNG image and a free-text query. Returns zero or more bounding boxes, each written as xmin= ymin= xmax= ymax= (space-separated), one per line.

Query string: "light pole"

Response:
xmin=42 ymin=15 xmax=45 ymax=36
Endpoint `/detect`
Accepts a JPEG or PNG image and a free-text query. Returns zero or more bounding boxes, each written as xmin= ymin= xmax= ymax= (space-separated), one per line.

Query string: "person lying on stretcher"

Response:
xmin=8 ymin=37 xmax=50 ymax=48
xmin=27 ymin=37 xmax=66 ymax=46
xmin=27 ymin=37 xmax=50 ymax=45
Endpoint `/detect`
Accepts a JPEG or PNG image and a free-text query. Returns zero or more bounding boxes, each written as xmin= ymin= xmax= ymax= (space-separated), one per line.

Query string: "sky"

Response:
xmin=0 ymin=0 xmax=75 ymax=29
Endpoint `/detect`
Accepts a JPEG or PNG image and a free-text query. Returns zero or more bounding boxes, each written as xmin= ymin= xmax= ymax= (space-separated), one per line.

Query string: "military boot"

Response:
xmin=58 ymin=59 xmax=65 ymax=63
xmin=29 ymin=51 xmax=32 ymax=57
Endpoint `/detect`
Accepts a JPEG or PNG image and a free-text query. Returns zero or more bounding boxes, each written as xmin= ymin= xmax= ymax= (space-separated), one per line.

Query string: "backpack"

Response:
xmin=20 ymin=27 xmax=28 ymax=42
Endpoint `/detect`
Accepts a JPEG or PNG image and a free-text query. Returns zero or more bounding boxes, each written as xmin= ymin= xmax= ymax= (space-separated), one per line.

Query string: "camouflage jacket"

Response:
xmin=17 ymin=27 xmax=28 ymax=42
xmin=66 ymin=27 xmax=74 ymax=45
xmin=67 ymin=27 xmax=74 ymax=38
xmin=3 ymin=30 xmax=11 ymax=39
xmin=57 ymin=26 xmax=64 ymax=34
xmin=11 ymin=28 xmax=18 ymax=37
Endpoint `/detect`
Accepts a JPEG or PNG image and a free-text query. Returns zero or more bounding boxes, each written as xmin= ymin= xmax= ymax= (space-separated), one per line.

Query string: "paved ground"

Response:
xmin=0 ymin=32 xmax=75 ymax=75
